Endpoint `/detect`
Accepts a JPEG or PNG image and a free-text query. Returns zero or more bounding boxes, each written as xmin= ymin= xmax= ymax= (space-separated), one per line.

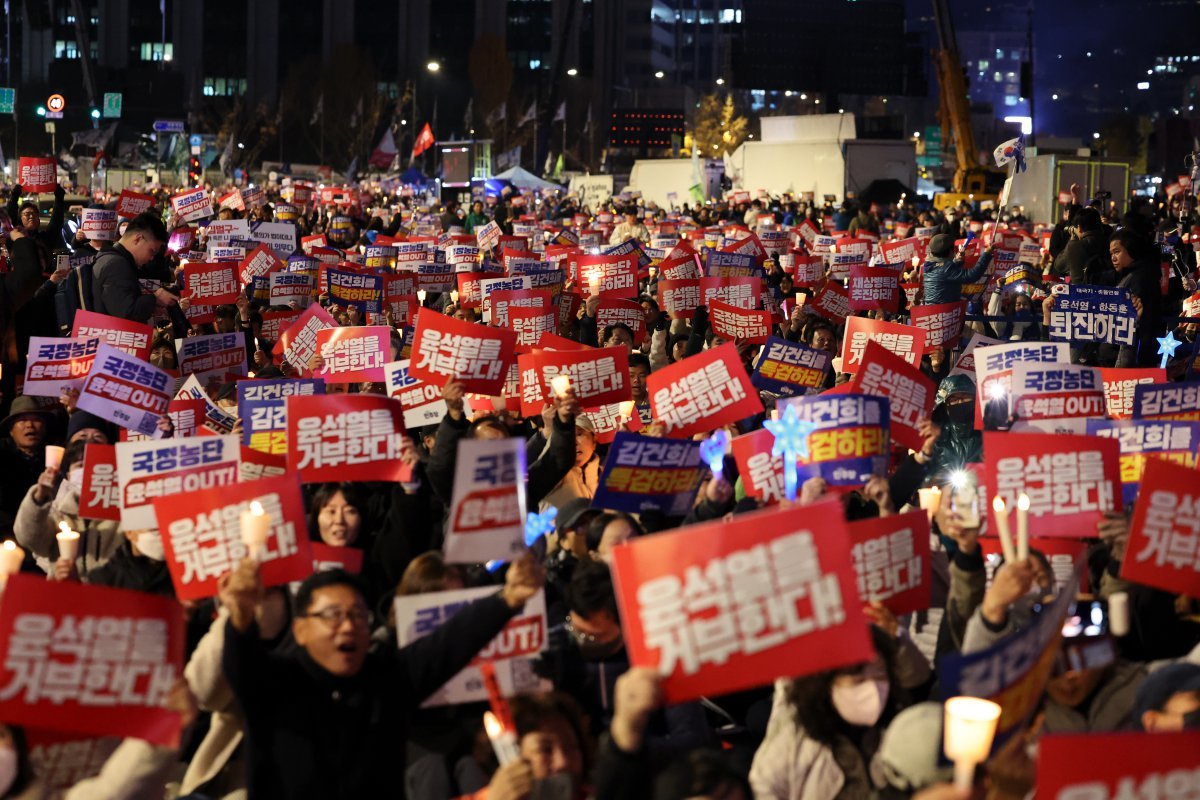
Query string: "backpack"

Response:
xmin=54 ymin=250 xmax=98 ymax=335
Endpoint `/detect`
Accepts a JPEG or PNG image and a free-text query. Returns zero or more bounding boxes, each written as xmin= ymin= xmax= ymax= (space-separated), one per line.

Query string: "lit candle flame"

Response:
xmin=250 ymin=500 xmax=265 ymax=516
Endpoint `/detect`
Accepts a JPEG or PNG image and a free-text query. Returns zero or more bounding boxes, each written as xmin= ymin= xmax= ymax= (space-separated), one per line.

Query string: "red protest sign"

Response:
xmin=808 ymin=280 xmax=850 ymax=323
xmin=273 ymin=304 xmax=337 ymax=373
xmin=183 ymin=262 xmax=241 ymax=306
xmin=510 ymin=307 xmax=557 ymax=352
xmin=709 ymin=299 xmax=772 ymax=344
xmin=879 ymin=237 xmax=922 ymax=267
xmin=1099 ymin=367 xmax=1166 ymax=420
xmin=658 ymin=278 xmax=701 ymax=319
xmin=910 ymin=300 xmax=967 ymax=348
xmin=409 ymin=308 xmax=517 ymax=395
xmin=533 ymin=346 xmax=631 ymax=407
xmin=18 ymin=157 xmax=57 ymax=193
xmin=984 ymin=431 xmax=1122 ymax=539
xmin=314 ymin=325 xmax=389 ymax=383
xmin=153 ymin=474 xmax=313 ymax=601
xmin=71 ymin=310 xmax=153 ymax=361
xmin=597 ymin=298 xmax=647 ymax=345
xmin=0 ymin=575 xmax=184 ymax=746
xmin=456 ymin=271 xmax=488 ymax=310
xmin=312 ymin=542 xmax=364 ymax=574
xmin=239 ymin=243 xmax=284 ymax=285
xmin=79 ymin=443 xmax=120 ymax=521
xmin=730 ymin=428 xmax=787 ymax=505
xmin=790 ymin=254 xmax=825 ymax=287
xmin=238 ymin=445 xmax=288 ymax=483
xmin=115 ymin=189 xmax=155 ymax=219
xmin=647 ymin=342 xmax=762 ymax=437
xmin=840 ymin=316 xmax=926 ymax=377
xmin=848 ymin=264 xmax=900 ymax=313
xmin=658 ymin=253 xmax=703 ymax=281
xmin=1038 ymin=731 xmax=1200 ymax=800
xmin=850 ymin=340 xmax=936 ymax=451
xmin=490 ymin=288 xmax=553 ymax=328
xmin=610 ymin=501 xmax=872 ymax=704
xmin=979 ymin=536 xmax=1090 ymax=595
xmin=286 ymin=394 xmax=412 ymax=483
xmin=847 ymin=510 xmax=931 ymax=615
xmin=1120 ymin=457 xmax=1200 ymax=597
xmin=700 ymin=276 xmax=761 ymax=310
xmin=577 ymin=253 xmax=638 ymax=299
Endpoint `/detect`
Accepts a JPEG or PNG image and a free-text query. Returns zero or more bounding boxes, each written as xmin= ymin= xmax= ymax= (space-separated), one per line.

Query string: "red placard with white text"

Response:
xmin=273 ymin=304 xmax=337 ymax=373
xmin=596 ymin=298 xmax=648 ymax=345
xmin=610 ymin=501 xmax=872 ymax=704
xmin=840 ymin=316 xmax=926 ymax=377
xmin=1100 ymin=367 xmax=1166 ymax=420
xmin=849 ymin=341 xmax=936 ymax=451
xmin=1119 ymin=457 xmax=1200 ymax=597
xmin=1037 ymin=731 xmax=1200 ymax=800
xmin=239 ymin=243 xmax=284 ymax=285
xmin=577 ymin=253 xmax=638 ymax=299
xmin=808 ymin=280 xmax=850 ymax=323
xmin=647 ymin=342 xmax=763 ymax=437
xmin=730 ymin=429 xmax=786 ymax=505
xmin=491 ymin=288 xmax=553 ymax=328
xmin=510 ymin=307 xmax=557 ymax=352
xmin=286 ymin=394 xmax=412 ymax=483
xmin=152 ymin=474 xmax=313 ymax=601
xmin=314 ymin=325 xmax=389 ymax=383
xmin=184 ymin=262 xmax=241 ymax=306
xmin=0 ymin=575 xmax=184 ymax=746
xmin=984 ymin=431 xmax=1121 ymax=539
xmin=910 ymin=301 xmax=967 ymax=348
xmin=848 ymin=264 xmax=900 ymax=313
xmin=115 ymin=189 xmax=155 ymax=219
xmin=79 ymin=443 xmax=121 ymax=521
xmin=847 ymin=510 xmax=931 ymax=615
xmin=709 ymin=299 xmax=772 ymax=344
xmin=18 ymin=157 xmax=57 ymax=193
xmin=700 ymin=276 xmax=761 ymax=310
xmin=409 ymin=309 xmax=517 ymax=395
xmin=657 ymin=279 xmax=701 ymax=319
xmin=312 ymin=543 xmax=364 ymax=574
xmin=71 ymin=310 xmax=153 ymax=361
xmin=533 ymin=346 xmax=631 ymax=407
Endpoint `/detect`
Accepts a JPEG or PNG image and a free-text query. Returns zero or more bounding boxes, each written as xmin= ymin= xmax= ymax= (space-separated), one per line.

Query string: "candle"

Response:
xmin=648 ymin=266 xmax=657 ymax=280
xmin=0 ymin=541 xmax=23 ymax=586
xmin=550 ymin=374 xmax=572 ymax=398
xmin=483 ymin=711 xmax=521 ymax=766
xmin=1108 ymin=591 xmax=1130 ymax=637
xmin=918 ymin=486 xmax=942 ymax=522
xmin=943 ymin=696 xmax=1001 ymax=791
xmin=417 ymin=289 xmax=427 ymax=304
xmin=618 ymin=400 xmax=635 ymax=422
xmin=45 ymin=445 xmax=65 ymax=470
xmin=910 ymin=255 xmax=921 ymax=268
xmin=240 ymin=500 xmax=271 ymax=561
xmin=56 ymin=522 xmax=80 ymax=562
xmin=449 ymin=290 xmax=460 ymax=304
xmin=1016 ymin=493 xmax=1030 ymax=562
xmin=991 ymin=497 xmax=1016 ymax=562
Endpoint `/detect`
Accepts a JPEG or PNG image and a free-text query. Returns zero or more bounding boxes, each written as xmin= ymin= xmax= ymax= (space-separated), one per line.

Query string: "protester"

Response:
xmin=91 ymin=212 xmax=177 ymax=322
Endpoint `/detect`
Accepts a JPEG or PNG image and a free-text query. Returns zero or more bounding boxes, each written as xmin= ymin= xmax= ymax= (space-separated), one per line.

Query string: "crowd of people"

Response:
xmin=0 ymin=164 xmax=1196 ymax=800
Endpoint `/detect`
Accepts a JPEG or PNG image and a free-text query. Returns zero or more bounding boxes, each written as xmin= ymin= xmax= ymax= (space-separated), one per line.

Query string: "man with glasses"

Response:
xmin=91 ymin=211 xmax=177 ymax=322
xmin=217 ymin=554 xmax=545 ymax=799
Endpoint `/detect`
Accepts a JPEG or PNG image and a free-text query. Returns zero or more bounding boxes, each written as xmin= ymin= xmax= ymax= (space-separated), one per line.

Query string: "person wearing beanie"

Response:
xmin=66 ymin=410 xmax=118 ymax=445
xmin=920 ymin=234 xmax=996 ymax=306
xmin=1134 ymin=663 xmax=1200 ymax=732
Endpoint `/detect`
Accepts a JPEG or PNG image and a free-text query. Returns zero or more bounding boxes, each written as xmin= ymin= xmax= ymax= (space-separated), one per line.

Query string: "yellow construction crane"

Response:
xmin=931 ymin=0 xmax=1006 ymax=210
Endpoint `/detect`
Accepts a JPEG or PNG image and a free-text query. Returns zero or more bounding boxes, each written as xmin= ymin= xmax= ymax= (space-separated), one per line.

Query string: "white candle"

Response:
xmin=240 ymin=500 xmax=271 ymax=561
xmin=619 ymin=400 xmax=635 ymax=422
xmin=550 ymin=374 xmax=572 ymax=398
xmin=588 ymin=276 xmax=601 ymax=296
xmin=1016 ymin=493 xmax=1030 ymax=562
xmin=417 ymin=289 xmax=427 ymax=304
xmin=483 ymin=711 xmax=520 ymax=766
xmin=56 ymin=521 xmax=80 ymax=562
xmin=0 ymin=541 xmax=23 ymax=586
xmin=991 ymin=496 xmax=1016 ymax=562
xmin=1108 ymin=591 xmax=1130 ymax=637
xmin=918 ymin=486 xmax=942 ymax=522
xmin=45 ymin=445 xmax=65 ymax=470
xmin=943 ymin=696 xmax=1001 ymax=791
xmin=449 ymin=290 xmax=460 ymax=304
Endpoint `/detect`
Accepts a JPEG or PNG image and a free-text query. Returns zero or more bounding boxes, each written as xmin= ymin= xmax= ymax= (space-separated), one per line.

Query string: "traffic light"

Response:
xmin=187 ymin=155 xmax=202 ymax=186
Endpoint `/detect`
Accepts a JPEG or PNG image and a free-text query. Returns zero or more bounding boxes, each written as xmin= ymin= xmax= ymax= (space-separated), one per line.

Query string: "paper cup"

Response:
xmin=56 ymin=531 xmax=80 ymax=562
xmin=45 ymin=446 xmax=65 ymax=470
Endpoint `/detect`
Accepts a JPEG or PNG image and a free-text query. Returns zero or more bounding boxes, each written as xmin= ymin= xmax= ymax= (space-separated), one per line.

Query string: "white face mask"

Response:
xmin=67 ymin=467 xmax=84 ymax=490
xmin=0 ymin=745 xmax=18 ymax=797
xmin=831 ymin=679 xmax=889 ymax=727
xmin=136 ymin=532 xmax=165 ymax=561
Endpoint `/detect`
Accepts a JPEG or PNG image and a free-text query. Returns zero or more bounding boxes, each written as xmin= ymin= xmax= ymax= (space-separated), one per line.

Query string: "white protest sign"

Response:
xmin=444 ymin=438 xmax=527 ymax=563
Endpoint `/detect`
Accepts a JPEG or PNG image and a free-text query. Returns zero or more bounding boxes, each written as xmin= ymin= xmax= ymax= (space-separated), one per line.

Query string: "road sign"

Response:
xmin=189 ymin=134 xmax=202 ymax=147
xmin=102 ymin=92 xmax=122 ymax=118
xmin=44 ymin=122 xmax=56 ymax=134
xmin=0 ymin=88 xmax=14 ymax=115
xmin=153 ymin=119 xmax=185 ymax=134
xmin=46 ymin=94 xmax=66 ymax=113
xmin=45 ymin=111 xmax=64 ymax=120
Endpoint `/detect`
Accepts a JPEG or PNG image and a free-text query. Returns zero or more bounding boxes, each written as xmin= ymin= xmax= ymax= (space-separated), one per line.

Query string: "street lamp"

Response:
xmin=716 ymin=77 xmax=725 ymax=86
xmin=90 ymin=108 xmax=99 ymax=119
xmin=799 ymin=93 xmax=807 ymax=100
xmin=35 ymin=105 xmax=45 ymax=116
xmin=567 ymin=68 xmax=578 ymax=76
xmin=655 ymin=71 xmax=664 ymax=79
xmin=426 ymin=61 xmax=440 ymax=73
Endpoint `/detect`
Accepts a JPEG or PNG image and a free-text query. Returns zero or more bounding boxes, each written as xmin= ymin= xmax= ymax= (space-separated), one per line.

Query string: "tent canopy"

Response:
xmin=494 ymin=166 xmax=562 ymax=192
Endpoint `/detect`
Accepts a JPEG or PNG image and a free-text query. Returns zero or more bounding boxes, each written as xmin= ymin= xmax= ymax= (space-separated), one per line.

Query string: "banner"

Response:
xmin=409 ymin=309 xmax=517 ymax=395
xmin=152 ymin=475 xmax=313 ymax=601
xmin=79 ymin=443 xmax=120 ymax=522
xmin=709 ymin=299 xmax=772 ymax=344
xmin=1099 ymin=367 xmax=1165 ymax=420
xmin=176 ymin=332 xmax=247 ymax=383
xmin=779 ymin=394 xmax=890 ymax=486
xmin=76 ymin=344 xmax=171 ymax=437
xmin=23 ymin=336 xmax=98 ymax=397
xmin=1037 ymin=731 xmax=1200 ymax=800
xmin=116 ymin=435 xmax=240 ymax=529
xmin=705 ymin=250 xmax=759 ymax=278
xmin=115 ymin=189 xmax=155 ymax=219
xmin=909 ymin=300 xmax=967 ymax=349
xmin=533 ymin=346 xmax=631 ymax=407
xmin=1119 ymin=457 xmax=1200 ymax=597
xmin=610 ymin=501 xmax=872 ymax=704
xmin=577 ymin=253 xmax=638 ymax=299
xmin=1049 ymin=285 xmax=1137 ymax=346
xmin=1133 ymin=381 xmax=1200 ymax=421
xmin=314 ymin=325 xmax=389 ymax=383
xmin=984 ymin=431 xmax=1121 ymax=539
xmin=17 ymin=156 xmax=57 ymax=193
xmin=170 ymin=187 xmax=214 ymax=223
xmin=274 ymin=304 xmax=337 ymax=372
xmin=808 ymin=280 xmax=850 ymax=323
xmin=249 ymin=221 xmax=299 ymax=257
xmin=0 ymin=575 xmax=184 ymax=746
xmin=238 ymin=379 xmax=324 ymax=455
xmin=394 ymin=586 xmax=550 ymax=707
xmin=847 ymin=510 xmax=932 ymax=615
xmin=444 ymin=438 xmax=527 ymax=564
xmin=591 ymin=432 xmax=706 ymax=516
xmin=1087 ymin=419 xmax=1200 ymax=505
xmin=71 ymin=310 xmax=152 ymax=361
xmin=840 ymin=317 xmax=926 ymax=377
xmin=183 ymin=262 xmax=241 ymax=306
xmin=751 ymin=337 xmax=829 ymax=398
xmin=647 ymin=342 xmax=762 ymax=437
xmin=286 ymin=394 xmax=411 ymax=483
xmin=850 ymin=340 xmax=936 ymax=451
xmin=847 ymin=264 xmax=900 ymax=313
xmin=80 ymin=208 xmax=118 ymax=241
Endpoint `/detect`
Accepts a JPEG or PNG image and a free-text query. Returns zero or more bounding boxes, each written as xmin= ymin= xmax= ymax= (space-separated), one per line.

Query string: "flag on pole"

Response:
xmin=993 ymin=134 xmax=1027 ymax=173
xmin=218 ymin=136 xmax=235 ymax=176
xmin=463 ymin=98 xmax=473 ymax=131
xmin=370 ymin=128 xmax=398 ymax=168
xmin=519 ymin=103 xmax=537 ymax=126
xmin=689 ymin=139 xmax=704 ymax=204
xmin=309 ymin=94 xmax=324 ymax=125
xmin=553 ymin=153 xmax=564 ymax=179
xmin=412 ymin=123 xmax=436 ymax=160
xmin=543 ymin=150 xmax=554 ymax=176
xmin=553 ymin=102 xmax=566 ymax=123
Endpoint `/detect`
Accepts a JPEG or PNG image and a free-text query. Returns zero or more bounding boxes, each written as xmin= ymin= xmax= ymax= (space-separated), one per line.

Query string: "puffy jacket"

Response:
xmin=921 ymin=249 xmax=994 ymax=306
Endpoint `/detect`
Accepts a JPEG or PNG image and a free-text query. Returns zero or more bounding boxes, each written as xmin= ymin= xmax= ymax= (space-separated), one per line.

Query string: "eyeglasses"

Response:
xmin=301 ymin=606 xmax=374 ymax=629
